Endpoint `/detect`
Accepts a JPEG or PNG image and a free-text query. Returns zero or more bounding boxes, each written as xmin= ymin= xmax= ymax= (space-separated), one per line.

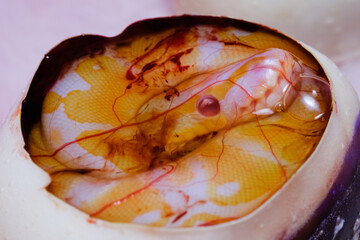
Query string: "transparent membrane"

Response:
xmin=27 ymin=24 xmax=332 ymax=227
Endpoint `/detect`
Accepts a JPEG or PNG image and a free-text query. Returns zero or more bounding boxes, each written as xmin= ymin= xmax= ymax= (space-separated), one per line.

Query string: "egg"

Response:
xmin=0 ymin=16 xmax=360 ymax=240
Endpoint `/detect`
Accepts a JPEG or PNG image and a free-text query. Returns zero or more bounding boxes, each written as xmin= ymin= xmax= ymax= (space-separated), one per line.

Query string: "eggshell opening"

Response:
xmin=0 ymin=17 xmax=359 ymax=240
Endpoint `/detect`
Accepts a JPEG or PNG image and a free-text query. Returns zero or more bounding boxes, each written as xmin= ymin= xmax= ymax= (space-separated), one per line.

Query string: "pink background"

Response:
xmin=1 ymin=0 xmax=359 ymax=126
xmin=0 ymin=0 xmax=174 ymax=125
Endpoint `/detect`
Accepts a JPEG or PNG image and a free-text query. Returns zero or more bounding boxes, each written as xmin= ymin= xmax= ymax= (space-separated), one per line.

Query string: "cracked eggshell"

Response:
xmin=173 ymin=0 xmax=360 ymax=60
xmin=0 ymin=16 xmax=359 ymax=240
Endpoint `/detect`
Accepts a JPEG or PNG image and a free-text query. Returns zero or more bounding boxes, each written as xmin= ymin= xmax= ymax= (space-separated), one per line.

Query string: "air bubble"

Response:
xmin=274 ymin=103 xmax=285 ymax=112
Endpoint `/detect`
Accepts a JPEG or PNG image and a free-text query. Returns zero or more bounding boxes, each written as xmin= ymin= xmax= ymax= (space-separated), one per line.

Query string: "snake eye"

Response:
xmin=196 ymin=95 xmax=220 ymax=117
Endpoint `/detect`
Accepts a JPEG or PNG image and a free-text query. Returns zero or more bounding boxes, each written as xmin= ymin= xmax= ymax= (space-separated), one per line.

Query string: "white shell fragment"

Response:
xmin=173 ymin=0 xmax=360 ymax=60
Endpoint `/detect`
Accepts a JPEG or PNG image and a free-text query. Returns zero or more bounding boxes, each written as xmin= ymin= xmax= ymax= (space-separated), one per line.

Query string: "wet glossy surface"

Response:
xmin=25 ymin=17 xmax=332 ymax=227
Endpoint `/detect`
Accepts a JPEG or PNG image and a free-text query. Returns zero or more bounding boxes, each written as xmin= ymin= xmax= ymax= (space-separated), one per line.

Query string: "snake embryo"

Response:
xmin=28 ymin=23 xmax=332 ymax=227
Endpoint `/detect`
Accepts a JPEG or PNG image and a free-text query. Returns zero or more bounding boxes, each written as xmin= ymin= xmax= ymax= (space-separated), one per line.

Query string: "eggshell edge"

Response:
xmin=0 ymin=43 xmax=358 ymax=240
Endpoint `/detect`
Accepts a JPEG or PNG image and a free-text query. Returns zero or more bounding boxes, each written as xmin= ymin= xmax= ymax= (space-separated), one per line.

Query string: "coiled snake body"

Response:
xmin=29 ymin=24 xmax=331 ymax=227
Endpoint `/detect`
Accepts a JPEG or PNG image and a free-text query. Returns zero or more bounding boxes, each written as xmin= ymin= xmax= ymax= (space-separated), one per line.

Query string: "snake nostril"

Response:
xmin=196 ymin=95 xmax=220 ymax=117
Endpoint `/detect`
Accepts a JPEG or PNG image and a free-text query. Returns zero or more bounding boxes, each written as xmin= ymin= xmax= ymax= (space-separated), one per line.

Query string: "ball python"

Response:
xmin=28 ymin=22 xmax=332 ymax=227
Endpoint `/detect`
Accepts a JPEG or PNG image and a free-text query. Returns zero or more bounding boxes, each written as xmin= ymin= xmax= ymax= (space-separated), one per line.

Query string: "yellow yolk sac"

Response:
xmin=18 ymin=16 xmax=360 ymax=239
xmin=27 ymin=23 xmax=330 ymax=226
